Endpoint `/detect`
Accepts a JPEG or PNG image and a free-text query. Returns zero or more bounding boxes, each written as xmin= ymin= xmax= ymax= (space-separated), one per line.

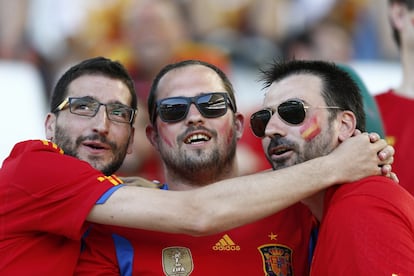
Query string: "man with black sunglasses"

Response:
xmin=251 ymin=59 xmax=414 ymax=274
xmin=77 ymin=59 xmax=396 ymax=275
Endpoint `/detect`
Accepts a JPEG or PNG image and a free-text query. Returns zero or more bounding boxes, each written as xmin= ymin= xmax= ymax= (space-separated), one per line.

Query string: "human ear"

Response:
xmin=44 ymin=113 xmax=56 ymax=141
xmin=234 ymin=112 xmax=245 ymax=140
xmin=338 ymin=111 xmax=356 ymax=142
xmin=126 ymin=126 xmax=135 ymax=154
xmin=145 ymin=124 xmax=160 ymax=151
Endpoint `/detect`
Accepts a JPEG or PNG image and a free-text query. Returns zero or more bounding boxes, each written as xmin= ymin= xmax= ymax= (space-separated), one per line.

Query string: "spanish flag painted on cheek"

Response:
xmin=300 ymin=116 xmax=321 ymax=141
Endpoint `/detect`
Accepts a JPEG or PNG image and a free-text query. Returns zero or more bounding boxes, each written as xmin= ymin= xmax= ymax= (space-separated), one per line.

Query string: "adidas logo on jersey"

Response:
xmin=212 ymin=234 xmax=240 ymax=251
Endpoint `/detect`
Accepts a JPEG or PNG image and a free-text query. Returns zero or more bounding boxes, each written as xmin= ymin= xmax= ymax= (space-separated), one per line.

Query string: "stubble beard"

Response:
xmin=160 ymin=136 xmax=238 ymax=183
xmin=54 ymin=125 xmax=128 ymax=175
xmin=269 ymin=125 xmax=335 ymax=171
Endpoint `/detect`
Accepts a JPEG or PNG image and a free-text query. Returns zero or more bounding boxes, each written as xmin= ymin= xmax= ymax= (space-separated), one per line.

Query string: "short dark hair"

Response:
xmin=260 ymin=59 xmax=366 ymax=131
xmin=50 ymin=56 xmax=137 ymax=116
xmin=148 ymin=59 xmax=237 ymax=124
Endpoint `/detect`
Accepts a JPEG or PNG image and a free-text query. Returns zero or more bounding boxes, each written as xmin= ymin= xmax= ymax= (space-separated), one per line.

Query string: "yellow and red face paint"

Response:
xmin=300 ymin=115 xmax=321 ymax=141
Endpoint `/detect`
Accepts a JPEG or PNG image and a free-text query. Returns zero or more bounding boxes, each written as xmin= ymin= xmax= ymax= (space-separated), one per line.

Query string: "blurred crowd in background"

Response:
xmin=0 ymin=0 xmax=402 ymax=178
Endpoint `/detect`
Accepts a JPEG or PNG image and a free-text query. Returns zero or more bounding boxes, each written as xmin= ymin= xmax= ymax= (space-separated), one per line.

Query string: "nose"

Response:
xmin=264 ymin=113 xmax=287 ymax=138
xmin=185 ymin=103 xmax=204 ymax=125
xmin=92 ymin=105 xmax=110 ymax=134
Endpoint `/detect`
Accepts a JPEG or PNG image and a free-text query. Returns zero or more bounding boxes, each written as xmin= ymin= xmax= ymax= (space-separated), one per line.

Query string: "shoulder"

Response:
xmin=6 ymin=140 xmax=63 ymax=157
xmin=330 ymin=176 xmax=407 ymax=204
xmin=326 ymin=176 xmax=414 ymax=221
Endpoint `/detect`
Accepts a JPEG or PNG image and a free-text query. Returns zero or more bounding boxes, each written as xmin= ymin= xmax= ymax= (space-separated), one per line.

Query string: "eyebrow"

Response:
xmin=75 ymin=96 xmax=131 ymax=106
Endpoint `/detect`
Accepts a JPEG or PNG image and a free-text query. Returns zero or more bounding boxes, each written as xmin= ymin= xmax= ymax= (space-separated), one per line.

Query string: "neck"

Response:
xmin=301 ymin=190 xmax=326 ymax=222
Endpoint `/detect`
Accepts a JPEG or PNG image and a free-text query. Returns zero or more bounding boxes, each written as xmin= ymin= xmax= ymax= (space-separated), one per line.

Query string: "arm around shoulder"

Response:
xmin=86 ymin=135 xmax=387 ymax=236
xmin=85 ymin=154 xmax=361 ymax=236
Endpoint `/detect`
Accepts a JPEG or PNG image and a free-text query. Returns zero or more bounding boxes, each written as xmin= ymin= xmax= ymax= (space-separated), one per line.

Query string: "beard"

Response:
xmin=54 ymin=125 xmax=129 ymax=175
xmin=267 ymin=124 xmax=335 ymax=171
xmin=158 ymin=127 xmax=238 ymax=182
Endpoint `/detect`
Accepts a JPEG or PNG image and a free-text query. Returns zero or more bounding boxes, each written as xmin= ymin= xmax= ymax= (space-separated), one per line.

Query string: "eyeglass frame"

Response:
xmin=53 ymin=96 xmax=137 ymax=124
xmin=250 ymin=98 xmax=342 ymax=138
xmin=151 ymin=92 xmax=237 ymax=124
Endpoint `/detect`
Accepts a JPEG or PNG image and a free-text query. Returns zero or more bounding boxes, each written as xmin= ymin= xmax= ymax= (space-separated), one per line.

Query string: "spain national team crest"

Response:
xmin=162 ymin=247 xmax=194 ymax=276
xmin=258 ymin=244 xmax=293 ymax=276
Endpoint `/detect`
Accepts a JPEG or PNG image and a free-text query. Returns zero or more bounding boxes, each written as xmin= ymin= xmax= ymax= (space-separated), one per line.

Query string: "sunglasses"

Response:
xmin=152 ymin=92 xmax=236 ymax=123
xmin=250 ymin=99 xmax=341 ymax=138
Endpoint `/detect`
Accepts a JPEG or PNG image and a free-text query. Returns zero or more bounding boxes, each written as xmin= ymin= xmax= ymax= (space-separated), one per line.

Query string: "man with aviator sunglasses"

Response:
xmin=77 ymin=59 xmax=396 ymax=275
xmin=251 ymin=99 xmax=342 ymax=137
xmin=250 ymin=59 xmax=414 ymax=275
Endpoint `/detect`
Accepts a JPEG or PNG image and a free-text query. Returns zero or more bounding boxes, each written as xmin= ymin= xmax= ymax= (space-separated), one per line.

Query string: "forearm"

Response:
xmin=88 ymin=155 xmax=335 ymax=236
xmin=184 ymin=134 xmax=387 ymax=235
xmin=87 ymin=134 xmax=386 ymax=235
xmin=186 ymin=155 xmax=338 ymax=235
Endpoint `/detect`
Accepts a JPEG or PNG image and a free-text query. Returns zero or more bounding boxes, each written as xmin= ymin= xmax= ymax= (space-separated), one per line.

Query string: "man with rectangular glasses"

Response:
xmin=250 ymin=59 xmax=414 ymax=274
xmin=76 ymin=59 xmax=396 ymax=275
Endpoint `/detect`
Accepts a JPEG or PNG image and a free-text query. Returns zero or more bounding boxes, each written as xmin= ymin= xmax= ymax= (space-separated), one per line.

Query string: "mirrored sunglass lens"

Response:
xmin=278 ymin=100 xmax=306 ymax=125
xmin=197 ymin=94 xmax=227 ymax=117
xmin=159 ymin=99 xmax=189 ymax=122
xmin=250 ymin=110 xmax=271 ymax=137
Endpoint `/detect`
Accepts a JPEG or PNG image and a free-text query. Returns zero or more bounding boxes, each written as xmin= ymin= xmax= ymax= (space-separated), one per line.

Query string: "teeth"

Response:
xmin=185 ymin=134 xmax=210 ymax=144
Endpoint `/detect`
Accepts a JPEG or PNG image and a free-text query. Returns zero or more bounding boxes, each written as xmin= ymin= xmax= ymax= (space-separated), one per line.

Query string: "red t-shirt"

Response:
xmin=76 ymin=202 xmax=315 ymax=275
xmin=375 ymin=90 xmax=414 ymax=196
xmin=0 ymin=140 xmax=123 ymax=275
xmin=310 ymin=176 xmax=414 ymax=275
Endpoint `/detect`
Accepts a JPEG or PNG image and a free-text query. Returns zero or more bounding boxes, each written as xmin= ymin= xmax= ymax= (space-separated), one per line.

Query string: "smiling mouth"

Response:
xmin=184 ymin=133 xmax=211 ymax=144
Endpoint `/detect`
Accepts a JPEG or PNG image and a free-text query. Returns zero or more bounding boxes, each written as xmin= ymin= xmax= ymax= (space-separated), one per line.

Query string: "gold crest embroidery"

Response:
xmin=162 ymin=247 xmax=194 ymax=276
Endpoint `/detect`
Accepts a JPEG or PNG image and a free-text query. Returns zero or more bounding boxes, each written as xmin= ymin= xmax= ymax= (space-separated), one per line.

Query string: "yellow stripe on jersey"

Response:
xmin=41 ymin=140 xmax=64 ymax=154
xmin=97 ymin=175 xmax=123 ymax=186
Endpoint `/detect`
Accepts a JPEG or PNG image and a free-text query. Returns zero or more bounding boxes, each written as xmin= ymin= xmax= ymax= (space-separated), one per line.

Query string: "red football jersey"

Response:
xmin=77 ymin=200 xmax=316 ymax=276
xmin=310 ymin=176 xmax=414 ymax=275
xmin=0 ymin=140 xmax=122 ymax=275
